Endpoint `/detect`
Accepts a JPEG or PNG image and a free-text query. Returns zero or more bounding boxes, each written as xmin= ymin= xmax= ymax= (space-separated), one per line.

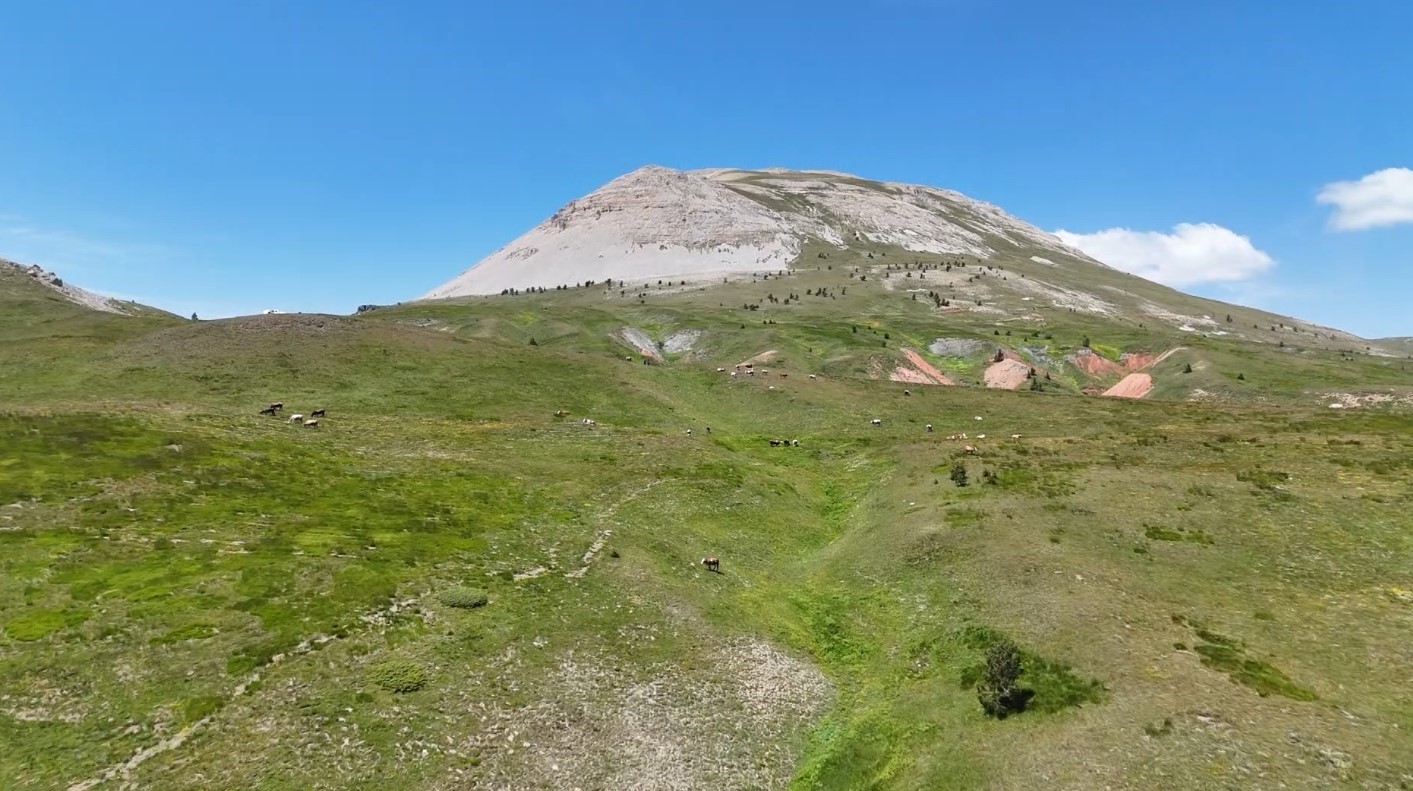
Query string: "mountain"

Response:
xmin=424 ymin=166 xmax=1093 ymax=298
xmin=423 ymin=166 xmax=1381 ymax=353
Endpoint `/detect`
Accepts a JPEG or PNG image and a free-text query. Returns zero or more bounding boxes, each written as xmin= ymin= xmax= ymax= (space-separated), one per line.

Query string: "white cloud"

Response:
xmin=1316 ymin=167 xmax=1413 ymax=230
xmin=1053 ymin=223 xmax=1275 ymax=287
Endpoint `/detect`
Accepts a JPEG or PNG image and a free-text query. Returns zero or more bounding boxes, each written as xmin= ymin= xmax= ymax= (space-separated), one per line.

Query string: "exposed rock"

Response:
xmin=423 ymin=166 xmax=1099 ymax=298
xmin=2 ymin=258 xmax=129 ymax=314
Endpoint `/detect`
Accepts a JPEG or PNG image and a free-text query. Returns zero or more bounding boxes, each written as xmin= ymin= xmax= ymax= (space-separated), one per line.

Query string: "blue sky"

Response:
xmin=1 ymin=1 xmax=1409 ymax=335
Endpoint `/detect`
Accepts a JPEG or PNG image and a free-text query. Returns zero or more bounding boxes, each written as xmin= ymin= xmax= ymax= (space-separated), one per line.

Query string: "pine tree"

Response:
xmin=950 ymin=462 xmax=968 ymax=487
xmin=977 ymin=639 xmax=1024 ymax=718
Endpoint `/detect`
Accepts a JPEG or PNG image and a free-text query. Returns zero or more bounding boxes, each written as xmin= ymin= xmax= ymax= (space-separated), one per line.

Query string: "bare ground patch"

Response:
xmin=901 ymin=348 xmax=955 ymax=385
xmin=985 ymin=358 xmax=1032 ymax=390
xmin=1103 ymin=373 xmax=1153 ymax=399
xmin=452 ymin=639 xmax=831 ymax=790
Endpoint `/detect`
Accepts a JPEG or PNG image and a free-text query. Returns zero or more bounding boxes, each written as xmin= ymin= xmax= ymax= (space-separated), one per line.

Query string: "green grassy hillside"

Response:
xmin=1 ymin=262 xmax=1411 ymax=790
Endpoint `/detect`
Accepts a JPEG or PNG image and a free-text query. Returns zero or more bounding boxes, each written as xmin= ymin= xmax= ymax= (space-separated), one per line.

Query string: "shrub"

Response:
xmin=1183 ymin=363 xmax=1193 ymax=373
xmin=950 ymin=462 xmax=968 ymax=488
xmin=182 ymin=695 xmax=224 ymax=724
xmin=437 ymin=587 xmax=489 ymax=609
xmin=977 ymin=640 xmax=1024 ymax=717
xmin=370 ymin=659 xmax=427 ymax=693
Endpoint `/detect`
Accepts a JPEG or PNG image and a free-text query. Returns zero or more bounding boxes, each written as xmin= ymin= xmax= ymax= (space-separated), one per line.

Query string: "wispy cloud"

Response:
xmin=1316 ymin=167 xmax=1413 ymax=231
xmin=0 ymin=215 xmax=173 ymax=273
xmin=1053 ymin=223 xmax=1275 ymax=287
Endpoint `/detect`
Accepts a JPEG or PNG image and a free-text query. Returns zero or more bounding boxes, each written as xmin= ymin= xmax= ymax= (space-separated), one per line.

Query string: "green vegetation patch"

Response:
xmin=1193 ymin=628 xmax=1316 ymax=700
xmin=1143 ymin=523 xmax=1214 ymax=545
xmin=957 ymin=625 xmax=1105 ymax=715
xmin=4 ymin=607 xmax=90 ymax=641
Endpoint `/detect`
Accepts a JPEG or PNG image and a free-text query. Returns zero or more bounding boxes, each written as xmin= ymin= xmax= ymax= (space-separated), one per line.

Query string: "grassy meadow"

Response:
xmin=1 ymin=259 xmax=1411 ymax=789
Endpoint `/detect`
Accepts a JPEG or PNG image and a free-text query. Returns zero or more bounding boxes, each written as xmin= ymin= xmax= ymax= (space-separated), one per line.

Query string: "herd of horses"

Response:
xmin=258 ymin=401 xmax=325 ymax=428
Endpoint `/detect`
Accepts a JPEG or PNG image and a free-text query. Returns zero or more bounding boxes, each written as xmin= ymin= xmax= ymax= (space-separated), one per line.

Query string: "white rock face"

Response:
xmin=422 ymin=166 xmax=1091 ymax=299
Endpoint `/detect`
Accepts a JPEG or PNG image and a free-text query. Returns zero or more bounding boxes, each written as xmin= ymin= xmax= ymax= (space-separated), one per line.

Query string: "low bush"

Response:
xmin=370 ymin=659 xmax=427 ymax=693
xmin=438 ymin=587 xmax=489 ymax=609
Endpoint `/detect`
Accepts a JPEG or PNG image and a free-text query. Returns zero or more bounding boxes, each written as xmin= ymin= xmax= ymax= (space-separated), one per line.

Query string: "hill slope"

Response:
xmin=2 ymin=278 xmax=1412 ymax=790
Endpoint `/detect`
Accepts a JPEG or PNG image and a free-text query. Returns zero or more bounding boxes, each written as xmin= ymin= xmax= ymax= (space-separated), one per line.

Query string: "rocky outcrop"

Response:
xmin=2 ymin=258 xmax=128 ymax=314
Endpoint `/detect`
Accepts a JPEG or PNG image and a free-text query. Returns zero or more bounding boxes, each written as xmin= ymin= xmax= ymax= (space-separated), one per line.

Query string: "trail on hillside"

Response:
xmin=738 ymin=349 xmax=778 ymax=367
xmin=64 ymin=597 xmax=417 ymax=791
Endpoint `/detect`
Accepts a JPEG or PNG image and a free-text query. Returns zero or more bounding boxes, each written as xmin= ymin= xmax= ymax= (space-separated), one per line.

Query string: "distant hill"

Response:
xmin=0 ymin=257 xmax=173 ymax=319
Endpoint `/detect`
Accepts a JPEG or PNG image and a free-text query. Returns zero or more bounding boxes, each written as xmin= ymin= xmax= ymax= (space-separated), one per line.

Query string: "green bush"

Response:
xmin=437 ymin=587 xmax=489 ymax=609
xmin=370 ymin=659 xmax=427 ymax=693
xmin=182 ymin=694 xmax=225 ymax=724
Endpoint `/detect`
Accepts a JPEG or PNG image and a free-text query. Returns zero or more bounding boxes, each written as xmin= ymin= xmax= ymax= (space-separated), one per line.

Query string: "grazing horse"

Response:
xmin=701 ymin=557 xmax=720 ymax=573
xmin=768 ymin=439 xmax=783 ymax=447
xmin=963 ymin=445 xmax=977 ymax=455
xmin=259 ymin=406 xmax=277 ymax=416
xmin=288 ymin=414 xmax=304 ymax=424
xmin=304 ymin=419 xmax=320 ymax=429
xmin=310 ymin=409 xmax=326 ymax=418
xmin=269 ymin=402 xmax=284 ymax=412
xmin=870 ymin=418 xmax=882 ymax=426
xmin=926 ymin=424 xmax=933 ymax=432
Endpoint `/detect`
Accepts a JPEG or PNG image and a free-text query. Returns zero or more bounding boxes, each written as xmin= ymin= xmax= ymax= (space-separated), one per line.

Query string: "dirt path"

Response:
xmin=1102 ymin=373 xmax=1153 ymax=399
xmin=984 ymin=358 xmax=1032 ymax=389
xmin=1152 ymin=347 xmax=1186 ymax=366
xmin=901 ymin=348 xmax=955 ymax=385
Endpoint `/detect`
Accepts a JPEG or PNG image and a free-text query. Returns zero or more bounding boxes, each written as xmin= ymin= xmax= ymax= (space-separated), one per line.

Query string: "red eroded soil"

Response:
xmin=889 ymin=367 xmax=938 ymax=385
xmin=984 ymin=358 xmax=1032 ymax=390
xmin=1102 ymin=373 xmax=1153 ymax=398
xmin=1120 ymin=351 xmax=1156 ymax=370
xmin=1069 ymin=348 xmax=1124 ymax=376
xmin=901 ymin=348 xmax=955 ymax=385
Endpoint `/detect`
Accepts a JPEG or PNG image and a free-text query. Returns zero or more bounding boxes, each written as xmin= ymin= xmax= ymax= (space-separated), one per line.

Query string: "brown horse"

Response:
xmin=701 ymin=557 xmax=720 ymax=573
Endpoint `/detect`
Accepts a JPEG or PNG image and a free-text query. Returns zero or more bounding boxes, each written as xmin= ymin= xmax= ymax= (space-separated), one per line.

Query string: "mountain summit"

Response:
xmin=422 ymin=166 xmax=1095 ymax=298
